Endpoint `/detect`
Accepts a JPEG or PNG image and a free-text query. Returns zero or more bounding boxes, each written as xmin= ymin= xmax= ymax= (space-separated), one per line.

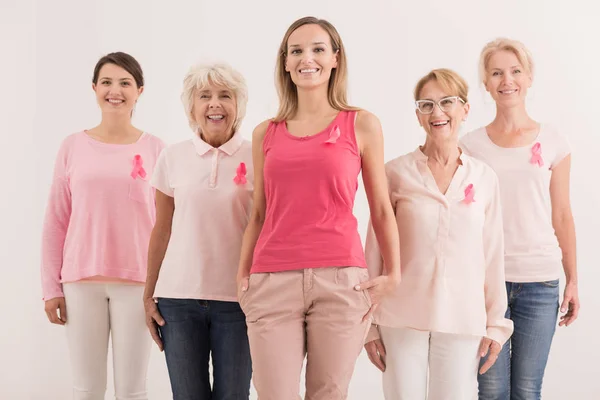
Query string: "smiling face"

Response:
xmin=485 ymin=50 xmax=532 ymax=108
xmin=92 ymin=63 xmax=143 ymax=116
xmin=192 ymin=81 xmax=237 ymax=142
xmin=284 ymin=23 xmax=338 ymax=90
xmin=416 ymin=80 xmax=469 ymax=142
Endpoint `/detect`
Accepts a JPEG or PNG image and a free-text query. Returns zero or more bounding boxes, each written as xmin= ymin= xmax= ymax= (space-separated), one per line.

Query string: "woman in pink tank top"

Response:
xmin=236 ymin=16 xmax=400 ymax=399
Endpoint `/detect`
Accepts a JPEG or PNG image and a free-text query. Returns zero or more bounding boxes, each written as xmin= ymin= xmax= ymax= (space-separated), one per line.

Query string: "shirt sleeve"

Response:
xmin=41 ymin=140 xmax=72 ymax=300
xmin=150 ymin=148 xmax=174 ymax=197
xmin=482 ymin=172 xmax=514 ymax=346
xmin=550 ymin=127 xmax=572 ymax=169
xmin=365 ymin=324 xmax=381 ymax=343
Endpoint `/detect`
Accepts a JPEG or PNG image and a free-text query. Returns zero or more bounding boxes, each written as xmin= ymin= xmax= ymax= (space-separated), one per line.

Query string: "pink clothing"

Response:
xmin=459 ymin=124 xmax=571 ymax=282
xmin=150 ymin=131 xmax=253 ymax=301
xmin=41 ymin=132 xmax=166 ymax=300
xmin=365 ymin=148 xmax=513 ymax=346
xmin=251 ymin=111 xmax=366 ymax=273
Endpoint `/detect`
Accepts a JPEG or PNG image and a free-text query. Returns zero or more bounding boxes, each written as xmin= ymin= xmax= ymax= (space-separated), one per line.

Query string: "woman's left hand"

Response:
xmin=478 ymin=337 xmax=501 ymax=375
xmin=355 ymin=274 xmax=400 ymax=322
xmin=559 ymin=282 xmax=580 ymax=327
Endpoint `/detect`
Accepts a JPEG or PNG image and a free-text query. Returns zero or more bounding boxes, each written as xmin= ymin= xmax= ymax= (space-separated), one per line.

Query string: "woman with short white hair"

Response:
xmin=143 ymin=62 xmax=253 ymax=400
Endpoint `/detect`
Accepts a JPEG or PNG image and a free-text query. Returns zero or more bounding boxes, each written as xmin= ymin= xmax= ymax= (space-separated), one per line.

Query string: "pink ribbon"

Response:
xmin=324 ymin=125 xmax=340 ymax=144
xmin=530 ymin=142 xmax=544 ymax=167
xmin=130 ymin=155 xmax=147 ymax=179
xmin=463 ymin=183 xmax=475 ymax=205
xmin=233 ymin=162 xmax=247 ymax=185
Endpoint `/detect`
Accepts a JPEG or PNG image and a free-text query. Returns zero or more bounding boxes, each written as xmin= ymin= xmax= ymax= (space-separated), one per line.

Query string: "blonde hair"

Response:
xmin=181 ymin=63 xmax=248 ymax=133
xmin=414 ymin=68 xmax=469 ymax=103
xmin=479 ymin=38 xmax=534 ymax=85
xmin=274 ymin=16 xmax=358 ymax=122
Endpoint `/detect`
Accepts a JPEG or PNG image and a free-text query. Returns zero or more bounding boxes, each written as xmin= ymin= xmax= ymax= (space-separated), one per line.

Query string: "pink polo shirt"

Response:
xmin=460 ymin=124 xmax=571 ymax=282
xmin=365 ymin=148 xmax=513 ymax=345
xmin=150 ymin=131 xmax=253 ymax=301
xmin=41 ymin=131 xmax=166 ymax=300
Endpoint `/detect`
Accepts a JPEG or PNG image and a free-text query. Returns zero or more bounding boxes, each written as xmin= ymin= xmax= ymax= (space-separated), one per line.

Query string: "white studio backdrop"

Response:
xmin=1 ymin=0 xmax=598 ymax=398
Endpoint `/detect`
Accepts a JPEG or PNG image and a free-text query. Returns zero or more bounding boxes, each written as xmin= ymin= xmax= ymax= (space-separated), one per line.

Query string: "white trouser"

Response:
xmin=63 ymin=282 xmax=151 ymax=400
xmin=380 ymin=326 xmax=481 ymax=400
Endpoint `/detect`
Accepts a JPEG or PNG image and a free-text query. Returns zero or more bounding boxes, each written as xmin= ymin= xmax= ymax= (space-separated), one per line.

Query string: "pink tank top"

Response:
xmin=251 ymin=110 xmax=367 ymax=273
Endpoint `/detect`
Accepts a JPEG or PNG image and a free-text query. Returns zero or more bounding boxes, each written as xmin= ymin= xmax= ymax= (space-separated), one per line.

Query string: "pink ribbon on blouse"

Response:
xmin=130 ymin=155 xmax=147 ymax=179
xmin=463 ymin=183 xmax=475 ymax=205
xmin=530 ymin=142 xmax=544 ymax=167
xmin=234 ymin=162 xmax=247 ymax=185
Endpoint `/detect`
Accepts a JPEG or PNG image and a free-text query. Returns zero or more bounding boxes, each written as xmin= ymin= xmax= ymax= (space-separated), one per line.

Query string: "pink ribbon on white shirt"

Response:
xmin=324 ymin=125 xmax=341 ymax=144
xmin=234 ymin=162 xmax=247 ymax=185
xmin=530 ymin=142 xmax=544 ymax=167
xmin=130 ymin=155 xmax=147 ymax=179
xmin=463 ymin=183 xmax=475 ymax=205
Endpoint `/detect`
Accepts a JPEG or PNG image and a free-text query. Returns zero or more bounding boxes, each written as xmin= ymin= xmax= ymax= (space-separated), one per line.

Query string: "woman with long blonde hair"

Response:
xmin=236 ymin=16 xmax=400 ymax=399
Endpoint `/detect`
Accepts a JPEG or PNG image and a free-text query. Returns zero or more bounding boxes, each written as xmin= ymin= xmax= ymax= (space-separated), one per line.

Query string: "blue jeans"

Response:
xmin=157 ymin=298 xmax=252 ymax=400
xmin=478 ymin=280 xmax=560 ymax=400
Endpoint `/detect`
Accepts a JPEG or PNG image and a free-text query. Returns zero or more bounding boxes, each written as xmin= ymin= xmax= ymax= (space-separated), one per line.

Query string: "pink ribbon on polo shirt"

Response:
xmin=530 ymin=142 xmax=544 ymax=167
xmin=130 ymin=155 xmax=147 ymax=179
xmin=324 ymin=125 xmax=341 ymax=144
xmin=463 ymin=183 xmax=475 ymax=205
xmin=234 ymin=162 xmax=247 ymax=185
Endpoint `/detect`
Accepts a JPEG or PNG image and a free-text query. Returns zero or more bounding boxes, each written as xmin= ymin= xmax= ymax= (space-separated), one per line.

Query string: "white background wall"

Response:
xmin=2 ymin=0 xmax=598 ymax=398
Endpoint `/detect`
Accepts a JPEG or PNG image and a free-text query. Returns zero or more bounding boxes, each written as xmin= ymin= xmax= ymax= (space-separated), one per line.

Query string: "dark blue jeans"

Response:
xmin=478 ymin=280 xmax=560 ymax=400
xmin=157 ymin=298 xmax=252 ymax=400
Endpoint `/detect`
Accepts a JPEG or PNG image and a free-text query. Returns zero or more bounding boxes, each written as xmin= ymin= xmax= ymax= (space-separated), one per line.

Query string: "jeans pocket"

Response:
xmin=129 ymin=178 xmax=149 ymax=204
xmin=540 ymin=279 xmax=559 ymax=288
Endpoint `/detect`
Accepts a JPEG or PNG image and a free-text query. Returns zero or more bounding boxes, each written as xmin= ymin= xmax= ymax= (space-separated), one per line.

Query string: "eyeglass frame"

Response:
xmin=415 ymin=96 xmax=466 ymax=114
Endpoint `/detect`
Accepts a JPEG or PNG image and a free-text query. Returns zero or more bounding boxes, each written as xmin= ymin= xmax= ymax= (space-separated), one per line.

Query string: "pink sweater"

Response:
xmin=251 ymin=111 xmax=366 ymax=273
xmin=41 ymin=132 xmax=166 ymax=300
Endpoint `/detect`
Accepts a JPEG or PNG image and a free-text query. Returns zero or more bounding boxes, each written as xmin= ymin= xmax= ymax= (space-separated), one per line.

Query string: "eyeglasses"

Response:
xmin=415 ymin=96 xmax=465 ymax=114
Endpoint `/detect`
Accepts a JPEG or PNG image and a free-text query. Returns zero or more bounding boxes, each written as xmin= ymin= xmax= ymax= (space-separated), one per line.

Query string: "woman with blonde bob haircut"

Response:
xmin=461 ymin=38 xmax=579 ymax=399
xmin=364 ymin=68 xmax=512 ymax=399
xmin=236 ymin=16 xmax=400 ymax=399
xmin=144 ymin=62 xmax=254 ymax=400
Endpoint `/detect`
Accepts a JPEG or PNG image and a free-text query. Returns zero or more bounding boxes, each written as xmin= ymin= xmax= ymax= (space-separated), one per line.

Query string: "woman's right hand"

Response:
xmin=237 ymin=273 xmax=250 ymax=294
xmin=144 ymin=297 xmax=165 ymax=351
xmin=365 ymin=339 xmax=387 ymax=372
xmin=44 ymin=297 xmax=67 ymax=325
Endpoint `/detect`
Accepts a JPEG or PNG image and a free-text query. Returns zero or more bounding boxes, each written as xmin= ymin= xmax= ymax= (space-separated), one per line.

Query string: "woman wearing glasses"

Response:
xmin=460 ymin=38 xmax=579 ymax=400
xmin=364 ymin=68 xmax=513 ymax=399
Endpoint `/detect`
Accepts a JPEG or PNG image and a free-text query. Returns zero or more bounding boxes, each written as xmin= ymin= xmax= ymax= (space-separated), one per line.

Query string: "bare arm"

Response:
xmin=550 ymin=155 xmax=579 ymax=326
xmin=354 ymin=111 xmax=400 ymax=320
xmin=356 ymin=111 xmax=400 ymax=280
xmin=143 ymin=190 xmax=174 ymax=350
xmin=144 ymin=190 xmax=174 ymax=301
xmin=237 ymin=120 xmax=270 ymax=289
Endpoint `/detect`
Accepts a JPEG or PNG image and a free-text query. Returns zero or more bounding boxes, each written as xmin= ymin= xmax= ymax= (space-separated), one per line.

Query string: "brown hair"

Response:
xmin=92 ymin=52 xmax=144 ymax=88
xmin=414 ymin=68 xmax=469 ymax=103
xmin=274 ymin=16 xmax=358 ymax=122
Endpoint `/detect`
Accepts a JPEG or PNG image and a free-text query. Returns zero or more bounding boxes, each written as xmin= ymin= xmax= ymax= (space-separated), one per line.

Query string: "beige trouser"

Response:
xmin=239 ymin=267 xmax=371 ymax=400
xmin=63 ymin=282 xmax=151 ymax=400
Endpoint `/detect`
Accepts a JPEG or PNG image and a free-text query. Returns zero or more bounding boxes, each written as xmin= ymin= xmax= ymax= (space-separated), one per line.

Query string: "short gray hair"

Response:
xmin=181 ymin=62 xmax=248 ymax=133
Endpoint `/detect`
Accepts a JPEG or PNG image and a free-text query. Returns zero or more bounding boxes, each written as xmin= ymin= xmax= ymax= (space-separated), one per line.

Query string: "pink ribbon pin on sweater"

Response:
xmin=463 ymin=183 xmax=475 ymax=205
xmin=234 ymin=162 xmax=247 ymax=185
xmin=324 ymin=125 xmax=341 ymax=144
xmin=130 ymin=155 xmax=147 ymax=179
xmin=530 ymin=142 xmax=544 ymax=167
